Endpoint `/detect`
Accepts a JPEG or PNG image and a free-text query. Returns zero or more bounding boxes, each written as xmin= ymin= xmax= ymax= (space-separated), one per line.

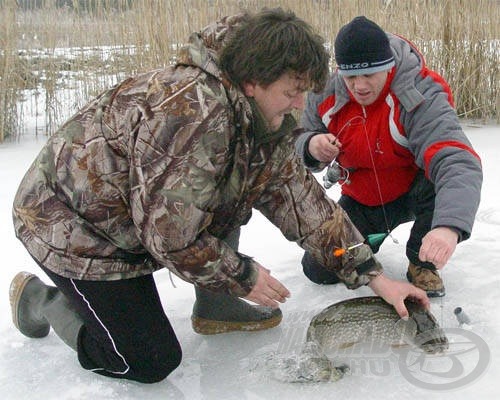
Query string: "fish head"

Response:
xmin=405 ymin=300 xmax=449 ymax=354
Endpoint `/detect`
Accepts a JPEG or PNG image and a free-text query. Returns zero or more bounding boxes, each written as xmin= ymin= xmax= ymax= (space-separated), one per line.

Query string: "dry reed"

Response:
xmin=0 ymin=0 xmax=499 ymax=141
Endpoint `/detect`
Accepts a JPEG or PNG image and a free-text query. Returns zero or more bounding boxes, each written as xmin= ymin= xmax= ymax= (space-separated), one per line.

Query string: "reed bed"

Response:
xmin=0 ymin=0 xmax=498 ymax=141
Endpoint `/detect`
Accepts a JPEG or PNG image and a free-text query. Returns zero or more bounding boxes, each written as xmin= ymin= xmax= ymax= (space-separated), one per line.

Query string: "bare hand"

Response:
xmin=368 ymin=274 xmax=430 ymax=319
xmin=419 ymin=227 xmax=458 ymax=270
xmin=244 ymin=264 xmax=290 ymax=308
xmin=308 ymin=134 xmax=342 ymax=163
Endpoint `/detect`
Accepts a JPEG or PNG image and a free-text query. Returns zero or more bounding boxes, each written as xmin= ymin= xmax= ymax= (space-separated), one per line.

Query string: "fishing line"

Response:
xmin=402 ymin=245 xmax=446 ymax=321
xmin=326 ymin=111 xmax=398 ymax=244
xmin=438 ymin=269 xmax=445 ymax=321
xmin=360 ymin=106 xmax=399 ymax=245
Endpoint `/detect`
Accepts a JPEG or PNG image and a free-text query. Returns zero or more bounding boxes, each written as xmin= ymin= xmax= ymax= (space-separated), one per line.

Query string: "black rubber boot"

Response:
xmin=191 ymin=286 xmax=282 ymax=335
xmin=302 ymin=251 xmax=341 ymax=285
xmin=9 ymin=271 xmax=83 ymax=350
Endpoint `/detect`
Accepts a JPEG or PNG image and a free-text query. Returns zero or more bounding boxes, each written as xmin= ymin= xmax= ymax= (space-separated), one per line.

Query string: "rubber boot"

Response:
xmin=302 ymin=251 xmax=340 ymax=285
xmin=9 ymin=271 xmax=83 ymax=350
xmin=191 ymin=286 xmax=282 ymax=335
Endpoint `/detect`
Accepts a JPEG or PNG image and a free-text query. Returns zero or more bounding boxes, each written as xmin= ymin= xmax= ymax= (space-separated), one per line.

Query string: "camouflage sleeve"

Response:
xmin=307 ymin=209 xmax=384 ymax=288
xmin=255 ymin=143 xmax=383 ymax=289
xmin=128 ymin=78 xmax=257 ymax=297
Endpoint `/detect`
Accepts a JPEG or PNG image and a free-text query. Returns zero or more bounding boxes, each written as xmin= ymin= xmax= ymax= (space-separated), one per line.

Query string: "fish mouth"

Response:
xmin=420 ymin=341 xmax=449 ymax=354
xmin=415 ymin=328 xmax=450 ymax=354
xmin=406 ymin=304 xmax=449 ymax=353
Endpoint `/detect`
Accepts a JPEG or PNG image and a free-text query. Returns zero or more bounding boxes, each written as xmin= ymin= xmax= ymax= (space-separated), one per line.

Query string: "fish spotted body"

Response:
xmin=267 ymin=296 xmax=448 ymax=383
xmin=307 ymin=296 xmax=449 ymax=354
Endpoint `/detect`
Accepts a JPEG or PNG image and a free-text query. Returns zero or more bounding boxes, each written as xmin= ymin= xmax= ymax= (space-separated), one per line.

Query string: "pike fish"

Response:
xmin=307 ymin=296 xmax=449 ymax=354
xmin=268 ymin=296 xmax=448 ymax=383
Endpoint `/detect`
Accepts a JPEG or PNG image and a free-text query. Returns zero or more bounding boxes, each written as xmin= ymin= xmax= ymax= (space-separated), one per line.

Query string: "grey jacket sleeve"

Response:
xmin=403 ymin=76 xmax=482 ymax=239
xmin=295 ymin=90 xmax=331 ymax=171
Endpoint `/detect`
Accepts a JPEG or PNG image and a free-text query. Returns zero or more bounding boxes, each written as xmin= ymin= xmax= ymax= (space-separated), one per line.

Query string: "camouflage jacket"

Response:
xmin=13 ymin=15 xmax=382 ymax=296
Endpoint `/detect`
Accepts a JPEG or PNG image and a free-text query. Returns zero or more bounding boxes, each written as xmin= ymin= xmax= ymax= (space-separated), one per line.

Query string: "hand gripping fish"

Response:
xmin=269 ymin=296 xmax=448 ymax=383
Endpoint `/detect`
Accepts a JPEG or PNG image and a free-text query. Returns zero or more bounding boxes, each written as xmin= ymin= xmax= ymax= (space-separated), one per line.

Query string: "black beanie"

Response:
xmin=335 ymin=16 xmax=394 ymax=76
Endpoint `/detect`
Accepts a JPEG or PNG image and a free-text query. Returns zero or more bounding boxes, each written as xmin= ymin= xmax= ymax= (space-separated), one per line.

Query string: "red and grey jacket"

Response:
xmin=296 ymin=33 xmax=482 ymax=240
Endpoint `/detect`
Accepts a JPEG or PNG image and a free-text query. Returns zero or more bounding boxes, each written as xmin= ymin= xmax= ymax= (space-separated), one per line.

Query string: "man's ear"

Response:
xmin=242 ymin=81 xmax=257 ymax=97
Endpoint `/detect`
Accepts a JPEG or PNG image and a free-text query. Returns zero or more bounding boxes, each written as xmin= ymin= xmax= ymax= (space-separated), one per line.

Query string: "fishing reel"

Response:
xmin=323 ymin=159 xmax=350 ymax=189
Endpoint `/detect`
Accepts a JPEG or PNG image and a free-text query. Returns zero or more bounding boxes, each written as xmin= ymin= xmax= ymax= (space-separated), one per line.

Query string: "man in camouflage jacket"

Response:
xmin=10 ymin=9 xmax=428 ymax=383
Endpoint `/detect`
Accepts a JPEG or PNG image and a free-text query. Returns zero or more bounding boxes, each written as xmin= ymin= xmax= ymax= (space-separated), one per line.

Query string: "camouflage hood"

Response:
xmin=13 ymin=15 xmax=382 ymax=297
xmin=177 ymin=13 xmax=245 ymax=81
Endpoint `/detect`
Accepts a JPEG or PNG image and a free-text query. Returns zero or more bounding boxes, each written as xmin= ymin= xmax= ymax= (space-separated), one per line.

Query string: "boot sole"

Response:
xmin=191 ymin=313 xmax=283 ymax=335
xmin=9 ymin=271 xmax=50 ymax=338
xmin=406 ymin=272 xmax=446 ymax=298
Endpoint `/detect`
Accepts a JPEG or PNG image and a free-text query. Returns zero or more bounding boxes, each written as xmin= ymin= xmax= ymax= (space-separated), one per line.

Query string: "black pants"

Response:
xmin=40 ymin=265 xmax=182 ymax=383
xmin=303 ymin=171 xmax=436 ymax=284
xmin=36 ymin=228 xmax=241 ymax=382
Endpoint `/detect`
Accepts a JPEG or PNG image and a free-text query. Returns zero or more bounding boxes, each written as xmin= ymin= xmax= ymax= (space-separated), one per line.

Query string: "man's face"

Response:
xmin=342 ymin=70 xmax=389 ymax=106
xmin=243 ymin=73 xmax=307 ymax=132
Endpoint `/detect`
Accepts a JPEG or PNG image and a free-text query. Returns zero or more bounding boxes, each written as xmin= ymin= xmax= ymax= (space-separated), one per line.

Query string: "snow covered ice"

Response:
xmin=1 ymin=122 xmax=499 ymax=399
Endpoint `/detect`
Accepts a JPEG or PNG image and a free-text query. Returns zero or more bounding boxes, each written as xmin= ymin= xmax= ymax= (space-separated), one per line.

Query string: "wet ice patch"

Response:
xmin=251 ymin=341 xmax=348 ymax=383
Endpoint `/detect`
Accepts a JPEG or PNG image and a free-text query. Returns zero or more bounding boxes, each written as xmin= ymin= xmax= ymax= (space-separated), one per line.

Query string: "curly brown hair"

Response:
xmin=219 ymin=8 xmax=329 ymax=93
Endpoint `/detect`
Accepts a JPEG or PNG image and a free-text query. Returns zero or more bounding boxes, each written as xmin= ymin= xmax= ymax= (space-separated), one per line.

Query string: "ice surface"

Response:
xmin=1 ymin=123 xmax=499 ymax=399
